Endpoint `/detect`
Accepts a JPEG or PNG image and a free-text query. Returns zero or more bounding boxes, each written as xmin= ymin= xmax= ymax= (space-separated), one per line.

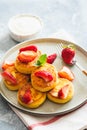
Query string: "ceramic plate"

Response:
xmin=0 ymin=38 xmax=87 ymax=116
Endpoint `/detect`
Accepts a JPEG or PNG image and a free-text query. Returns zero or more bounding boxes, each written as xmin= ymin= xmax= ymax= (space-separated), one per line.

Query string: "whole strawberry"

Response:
xmin=61 ymin=44 xmax=76 ymax=65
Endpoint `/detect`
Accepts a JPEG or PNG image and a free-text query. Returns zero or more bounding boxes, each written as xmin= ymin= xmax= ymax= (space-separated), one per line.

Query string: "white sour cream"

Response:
xmin=8 ymin=14 xmax=43 ymax=42
xmin=9 ymin=14 xmax=43 ymax=35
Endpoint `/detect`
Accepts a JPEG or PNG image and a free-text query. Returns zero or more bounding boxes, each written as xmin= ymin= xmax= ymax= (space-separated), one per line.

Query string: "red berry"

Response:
xmin=35 ymin=70 xmax=53 ymax=82
xmin=19 ymin=45 xmax=37 ymax=52
xmin=22 ymin=90 xmax=32 ymax=104
xmin=58 ymin=66 xmax=74 ymax=81
xmin=18 ymin=51 xmax=37 ymax=63
xmin=58 ymin=84 xmax=69 ymax=99
xmin=2 ymin=62 xmax=14 ymax=70
xmin=1 ymin=71 xmax=17 ymax=85
xmin=61 ymin=45 xmax=75 ymax=65
xmin=47 ymin=53 xmax=57 ymax=64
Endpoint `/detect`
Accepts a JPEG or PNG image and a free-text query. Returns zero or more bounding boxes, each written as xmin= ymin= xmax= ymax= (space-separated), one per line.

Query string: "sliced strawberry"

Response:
xmin=19 ymin=45 xmax=37 ymax=52
xmin=58 ymin=66 xmax=74 ymax=81
xmin=61 ymin=45 xmax=75 ymax=65
xmin=2 ymin=62 xmax=14 ymax=70
xmin=47 ymin=53 xmax=57 ymax=64
xmin=22 ymin=90 xmax=32 ymax=104
xmin=35 ymin=70 xmax=53 ymax=82
xmin=18 ymin=51 xmax=37 ymax=63
xmin=1 ymin=71 xmax=17 ymax=85
xmin=49 ymin=89 xmax=58 ymax=97
xmin=58 ymin=84 xmax=69 ymax=99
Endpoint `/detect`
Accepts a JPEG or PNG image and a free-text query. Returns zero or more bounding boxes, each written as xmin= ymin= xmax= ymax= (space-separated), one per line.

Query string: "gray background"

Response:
xmin=0 ymin=0 xmax=87 ymax=130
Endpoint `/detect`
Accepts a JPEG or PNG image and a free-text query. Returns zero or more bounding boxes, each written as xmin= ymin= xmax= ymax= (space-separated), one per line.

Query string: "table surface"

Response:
xmin=0 ymin=0 xmax=87 ymax=130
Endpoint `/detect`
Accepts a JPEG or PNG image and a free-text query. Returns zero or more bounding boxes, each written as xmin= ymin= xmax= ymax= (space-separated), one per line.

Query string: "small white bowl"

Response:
xmin=8 ymin=14 xmax=43 ymax=42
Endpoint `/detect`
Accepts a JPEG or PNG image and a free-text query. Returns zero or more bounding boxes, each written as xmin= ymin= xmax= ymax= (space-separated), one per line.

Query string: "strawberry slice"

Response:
xmin=2 ymin=62 xmax=14 ymax=70
xmin=19 ymin=45 xmax=37 ymax=52
xmin=35 ymin=70 xmax=53 ymax=82
xmin=58 ymin=84 xmax=69 ymax=99
xmin=47 ymin=53 xmax=57 ymax=64
xmin=18 ymin=51 xmax=37 ymax=63
xmin=1 ymin=71 xmax=17 ymax=85
xmin=22 ymin=90 xmax=32 ymax=104
xmin=58 ymin=66 xmax=74 ymax=81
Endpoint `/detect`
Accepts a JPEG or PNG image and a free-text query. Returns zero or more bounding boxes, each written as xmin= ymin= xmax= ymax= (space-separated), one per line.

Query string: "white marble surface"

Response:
xmin=0 ymin=0 xmax=87 ymax=130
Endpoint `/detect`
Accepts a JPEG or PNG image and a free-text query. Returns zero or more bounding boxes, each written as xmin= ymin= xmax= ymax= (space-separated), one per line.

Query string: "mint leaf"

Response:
xmin=36 ymin=54 xmax=47 ymax=66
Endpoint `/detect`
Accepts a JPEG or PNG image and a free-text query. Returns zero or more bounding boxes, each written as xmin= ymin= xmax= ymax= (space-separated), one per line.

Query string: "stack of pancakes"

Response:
xmin=1 ymin=45 xmax=74 ymax=109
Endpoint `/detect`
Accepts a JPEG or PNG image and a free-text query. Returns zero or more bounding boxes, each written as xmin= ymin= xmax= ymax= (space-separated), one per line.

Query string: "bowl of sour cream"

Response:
xmin=8 ymin=14 xmax=43 ymax=42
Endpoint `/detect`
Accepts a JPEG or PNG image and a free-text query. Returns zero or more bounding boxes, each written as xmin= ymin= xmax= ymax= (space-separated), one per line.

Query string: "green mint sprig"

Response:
xmin=36 ymin=54 xmax=47 ymax=66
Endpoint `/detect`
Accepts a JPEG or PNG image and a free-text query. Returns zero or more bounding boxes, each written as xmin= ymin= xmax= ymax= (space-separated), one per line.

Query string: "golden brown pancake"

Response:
xmin=47 ymin=78 xmax=74 ymax=104
xmin=17 ymin=83 xmax=46 ymax=108
xmin=3 ymin=65 xmax=29 ymax=91
xmin=31 ymin=63 xmax=58 ymax=92
xmin=15 ymin=50 xmax=41 ymax=74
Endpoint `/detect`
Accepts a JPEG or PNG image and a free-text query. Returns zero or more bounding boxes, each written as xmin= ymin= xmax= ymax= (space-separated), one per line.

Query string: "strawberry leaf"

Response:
xmin=63 ymin=44 xmax=76 ymax=50
xmin=68 ymin=44 xmax=76 ymax=50
xmin=36 ymin=54 xmax=47 ymax=66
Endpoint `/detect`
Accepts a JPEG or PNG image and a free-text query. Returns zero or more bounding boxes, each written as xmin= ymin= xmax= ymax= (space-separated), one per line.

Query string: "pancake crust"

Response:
xmin=47 ymin=78 xmax=74 ymax=104
xmin=15 ymin=50 xmax=41 ymax=74
xmin=17 ymin=83 xmax=46 ymax=108
xmin=31 ymin=63 xmax=58 ymax=92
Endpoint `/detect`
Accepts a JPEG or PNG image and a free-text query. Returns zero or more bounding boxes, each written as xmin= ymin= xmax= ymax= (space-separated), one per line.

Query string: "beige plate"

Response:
xmin=0 ymin=38 xmax=87 ymax=116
